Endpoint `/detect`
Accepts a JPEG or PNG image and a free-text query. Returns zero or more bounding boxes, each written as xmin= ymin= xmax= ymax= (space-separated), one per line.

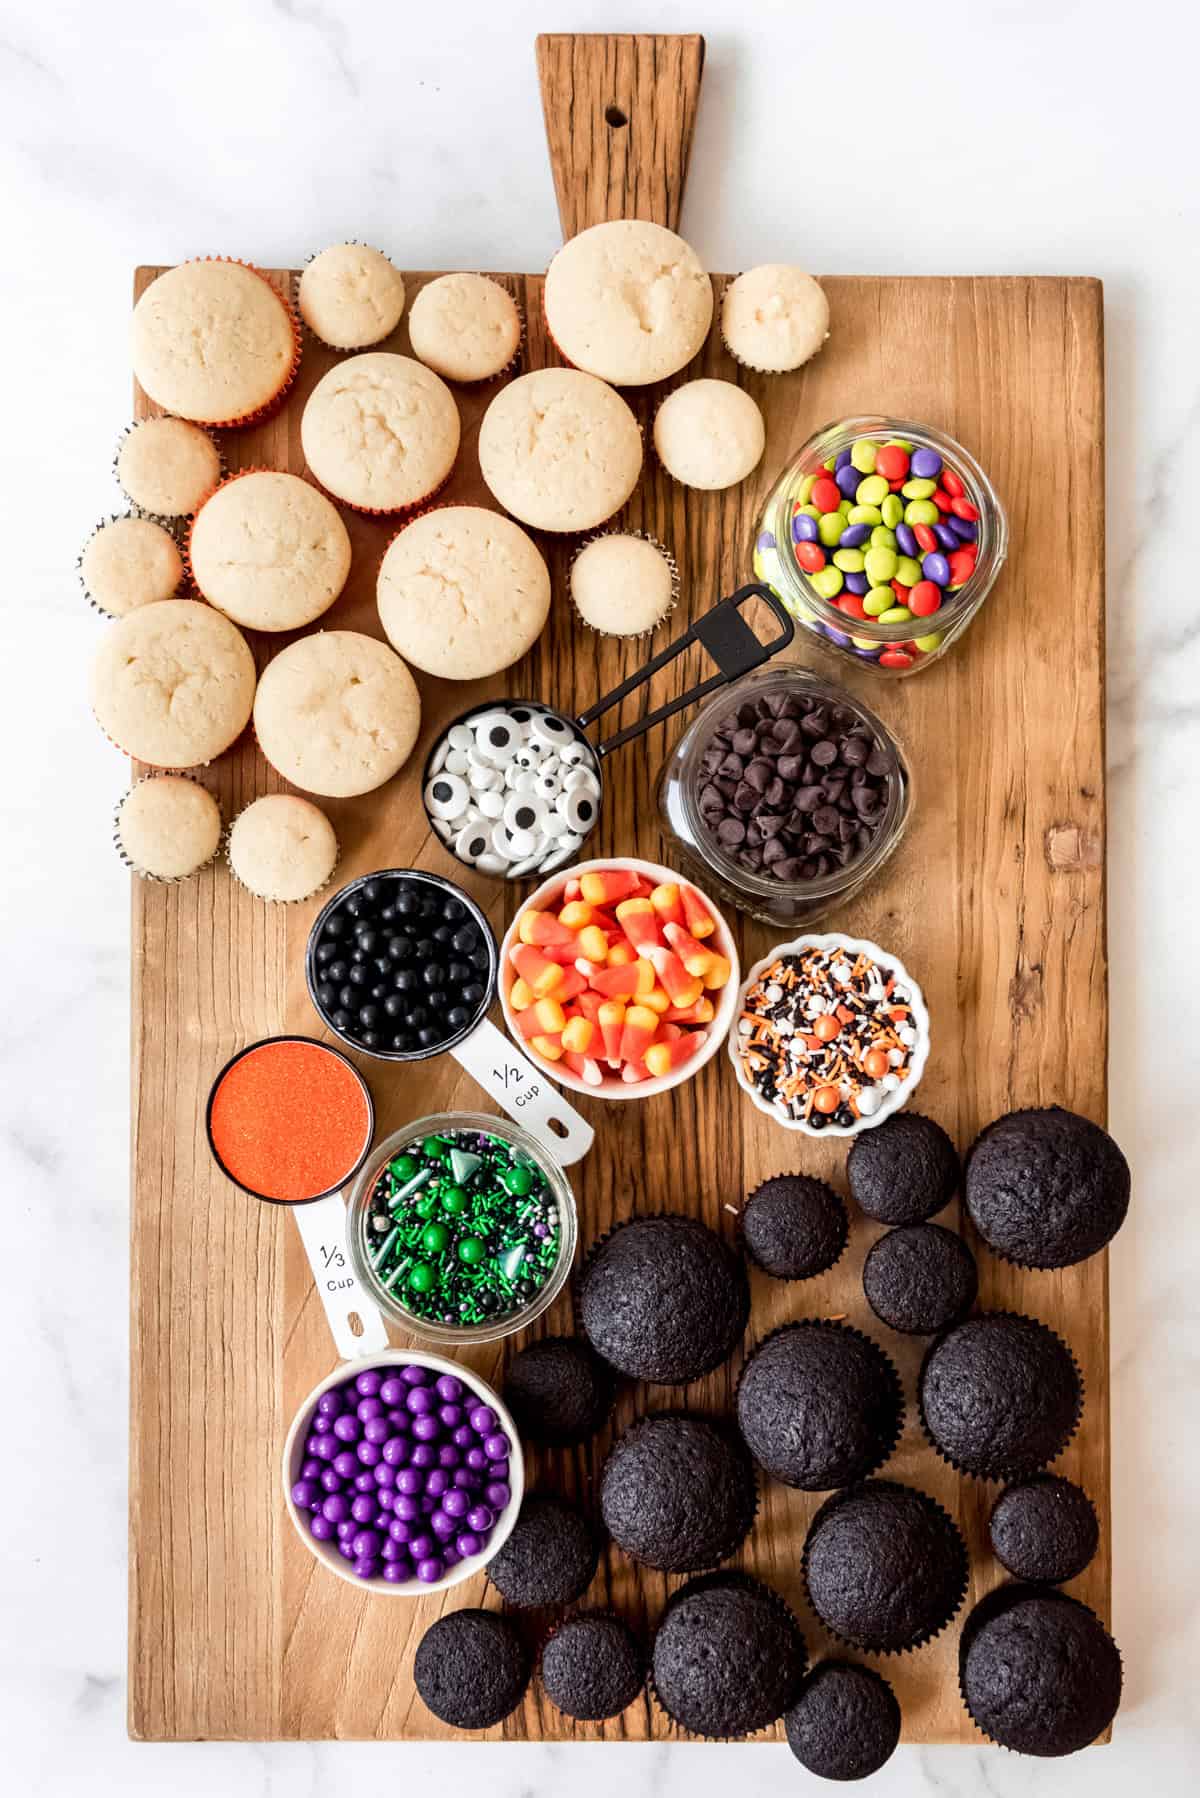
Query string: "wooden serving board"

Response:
xmin=128 ymin=32 xmax=1108 ymax=1745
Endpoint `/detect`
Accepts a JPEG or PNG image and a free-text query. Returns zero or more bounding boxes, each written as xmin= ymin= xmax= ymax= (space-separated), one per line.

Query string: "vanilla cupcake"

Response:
xmin=570 ymin=533 xmax=677 ymax=638
xmin=654 ymin=379 xmax=765 ymax=491
xmin=227 ymin=794 xmax=339 ymax=902
xmin=115 ymin=417 xmax=221 ymax=518
xmin=407 ymin=273 xmax=522 ymax=383
xmin=721 ymin=266 xmax=829 ymax=373
xmin=91 ymin=600 xmax=256 ymax=767
xmin=544 ymin=220 xmax=713 ymax=386
xmin=131 ymin=260 xmax=298 ymax=426
xmin=189 ymin=472 xmax=351 ymax=632
xmin=253 ymin=630 xmax=420 ymax=797
xmin=114 ymin=774 xmax=223 ymax=881
xmin=377 ymin=505 xmax=549 ymax=679
xmin=301 ymin=353 xmax=460 ymax=513
xmin=298 ymin=243 xmax=406 ymax=350
xmin=478 ymin=368 xmax=642 ymax=532
xmin=80 ymin=515 xmax=183 ymax=618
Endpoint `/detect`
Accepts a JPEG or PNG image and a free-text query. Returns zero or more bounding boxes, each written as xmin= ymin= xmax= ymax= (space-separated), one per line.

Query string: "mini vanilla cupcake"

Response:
xmin=300 ymin=352 xmax=460 ymax=514
xmin=227 ymin=794 xmax=339 ymax=902
xmin=114 ymin=417 xmax=222 ymax=519
xmin=131 ymin=260 xmax=299 ymax=427
xmin=377 ymin=505 xmax=549 ymax=678
xmin=298 ymin=243 xmax=406 ymax=350
xmin=720 ymin=266 xmax=830 ymax=373
xmin=253 ymin=630 xmax=421 ymax=797
xmin=189 ymin=471 xmax=351 ymax=631
xmin=570 ymin=531 xmax=677 ymax=638
xmin=544 ymin=220 xmax=713 ymax=386
xmin=80 ymin=514 xmax=183 ymax=618
xmin=654 ymin=379 xmax=765 ymax=491
xmin=478 ymin=368 xmax=642 ymax=532
xmin=114 ymin=774 xmax=223 ymax=881
xmin=90 ymin=600 xmax=256 ymax=767
xmin=408 ymin=273 xmax=522 ymax=383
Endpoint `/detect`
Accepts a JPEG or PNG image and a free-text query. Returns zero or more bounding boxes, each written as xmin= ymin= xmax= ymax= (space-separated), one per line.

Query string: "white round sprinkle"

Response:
xmin=529 ymin=711 xmax=573 ymax=748
xmin=559 ymin=742 xmax=589 ymax=767
xmin=534 ymin=774 xmax=560 ymax=800
xmin=506 ymin=826 xmax=540 ymax=859
xmin=471 ymin=766 xmax=502 ymax=791
xmin=880 ymin=1072 xmax=900 ymax=1092
xmin=542 ymin=810 xmax=569 ymax=837
xmin=424 ymin=773 xmax=470 ymax=821
xmin=445 ymin=748 xmax=470 ymax=775
xmin=491 ymin=821 xmax=517 ymax=859
xmin=563 ymin=765 xmax=601 ymax=796
xmin=432 ymin=818 xmax=454 ymax=841
xmin=447 ymin=724 xmax=474 ymax=751
xmin=475 ymin=851 xmax=508 ymax=874
xmin=428 ymin=739 xmax=448 ymax=774
xmin=511 ymin=770 xmax=538 ymax=794
xmin=477 ymin=789 xmax=505 ymax=819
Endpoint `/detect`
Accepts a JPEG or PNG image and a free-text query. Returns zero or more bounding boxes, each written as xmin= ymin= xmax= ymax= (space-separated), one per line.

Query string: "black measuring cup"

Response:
xmin=422 ymin=582 xmax=796 ymax=879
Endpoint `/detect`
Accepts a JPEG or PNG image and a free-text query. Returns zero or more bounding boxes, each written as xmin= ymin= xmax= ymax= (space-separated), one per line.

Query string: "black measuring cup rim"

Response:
xmin=304 ymin=867 xmax=500 ymax=1063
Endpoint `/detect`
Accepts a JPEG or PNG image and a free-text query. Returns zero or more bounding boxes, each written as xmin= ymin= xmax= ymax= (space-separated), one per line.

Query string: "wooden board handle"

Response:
xmin=536 ymin=32 xmax=705 ymax=238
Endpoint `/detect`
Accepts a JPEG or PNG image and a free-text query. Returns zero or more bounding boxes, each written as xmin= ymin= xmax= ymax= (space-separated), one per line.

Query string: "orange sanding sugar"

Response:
xmin=208 ymin=1037 xmax=372 ymax=1203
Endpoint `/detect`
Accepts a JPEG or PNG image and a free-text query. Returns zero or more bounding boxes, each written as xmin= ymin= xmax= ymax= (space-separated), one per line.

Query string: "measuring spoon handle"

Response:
xmin=450 ymin=1016 xmax=594 ymax=1166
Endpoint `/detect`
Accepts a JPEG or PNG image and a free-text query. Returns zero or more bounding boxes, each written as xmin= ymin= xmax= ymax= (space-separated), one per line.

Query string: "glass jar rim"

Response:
xmin=766 ymin=413 xmax=1007 ymax=645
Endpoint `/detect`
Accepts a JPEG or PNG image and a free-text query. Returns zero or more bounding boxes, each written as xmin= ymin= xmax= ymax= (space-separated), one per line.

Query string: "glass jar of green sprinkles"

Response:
xmin=347 ymin=1112 xmax=578 ymax=1346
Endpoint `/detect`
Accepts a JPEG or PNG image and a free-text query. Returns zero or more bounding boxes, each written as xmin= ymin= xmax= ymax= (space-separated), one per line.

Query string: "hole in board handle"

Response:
xmin=348 ymin=1312 xmax=364 ymax=1337
xmin=547 ymin=1116 xmax=569 ymax=1139
xmin=605 ymin=104 xmax=628 ymax=129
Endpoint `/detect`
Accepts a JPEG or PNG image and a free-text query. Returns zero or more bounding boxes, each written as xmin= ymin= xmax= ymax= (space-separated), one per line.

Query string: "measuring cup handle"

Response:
xmin=450 ymin=1016 xmax=594 ymax=1166
xmin=292 ymin=1193 xmax=391 ymax=1359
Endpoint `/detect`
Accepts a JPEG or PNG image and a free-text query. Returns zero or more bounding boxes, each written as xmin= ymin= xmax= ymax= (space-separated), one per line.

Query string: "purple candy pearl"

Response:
xmin=454 ymin=1468 xmax=481 ymax=1490
xmin=438 ymin=1404 xmax=463 ymax=1429
xmin=394 ymin=1495 xmax=420 ymax=1521
xmin=373 ymin=1462 xmax=397 ymax=1488
xmin=319 ymin=1468 xmax=342 ymax=1494
xmin=321 ymin=1493 xmax=350 ymax=1523
xmin=377 ymin=1490 xmax=395 ymax=1512
xmin=467 ymin=1505 xmax=494 ymax=1534
xmin=291 ymin=1479 xmax=319 ymax=1509
xmin=351 ymin=1528 xmax=381 ymax=1557
xmin=379 ymin=1377 xmax=406 ymax=1407
xmin=312 ymin=1433 xmax=338 ymax=1461
xmin=441 ymin=1488 xmax=469 ymax=1518
xmin=411 ymin=1445 xmax=436 ymax=1469
xmin=356 ymin=1440 xmax=381 ymax=1467
xmin=411 ymin=1415 xmax=440 ymax=1443
xmin=353 ymin=1471 xmax=376 ymax=1494
xmin=355 ymin=1370 xmax=382 ymax=1398
xmin=333 ymin=1451 xmax=358 ymax=1479
xmin=364 ymin=1417 xmax=391 ymax=1446
xmin=357 ymin=1396 xmax=385 ymax=1423
xmin=435 ymin=1374 xmax=464 ymax=1402
xmin=442 ymin=1545 xmax=462 ymax=1569
xmin=300 ymin=1457 xmax=321 ymax=1479
xmin=337 ymin=1538 xmax=357 ymax=1561
xmin=336 ymin=1519 xmax=356 ymax=1540
xmin=465 ymin=1447 xmax=488 ymax=1473
xmin=469 ymin=1405 xmax=497 ymax=1435
xmin=425 ymin=1469 xmax=450 ymax=1497
xmin=389 ymin=1518 xmax=413 ymax=1543
xmin=437 ymin=1445 xmax=461 ymax=1469
xmin=401 ymin=1364 xmax=430 ymax=1387
xmin=386 ymin=1409 xmax=409 ymax=1430
xmin=483 ymin=1433 xmax=511 ymax=1462
xmin=309 ymin=1514 xmax=335 ymax=1542
xmin=430 ymin=1510 xmax=457 ymax=1541
xmin=383 ymin=1559 xmax=413 ymax=1583
xmin=380 ymin=1537 xmax=405 ymax=1562
xmin=408 ymin=1533 xmax=435 ymax=1560
xmin=417 ymin=1557 xmax=445 ymax=1584
xmin=455 ymin=1532 xmax=483 ymax=1558
xmin=331 ymin=1413 xmax=361 ymax=1443
xmin=452 ymin=1425 xmax=474 ymax=1449
xmin=397 ymin=1468 xmax=422 ymax=1495
xmin=485 ymin=1482 xmax=511 ymax=1510
xmin=353 ymin=1557 xmax=380 ymax=1581
xmin=487 ymin=1460 xmax=509 ymax=1480
xmin=407 ymin=1386 xmax=436 ymax=1416
xmin=382 ymin=1436 xmax=410 ymax=1468
xmin=351 ymin=1495 xmax=378 ymax=1524
xmin=316 ymin=1390 xmax=344 ymax=1418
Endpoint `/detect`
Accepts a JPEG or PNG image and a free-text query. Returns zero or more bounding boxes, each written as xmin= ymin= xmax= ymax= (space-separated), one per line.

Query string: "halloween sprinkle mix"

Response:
xmin=366 ymin=1128 xmax=562 ymax=1327
xmin=736 ymin=944 xmax=922 ymax=1128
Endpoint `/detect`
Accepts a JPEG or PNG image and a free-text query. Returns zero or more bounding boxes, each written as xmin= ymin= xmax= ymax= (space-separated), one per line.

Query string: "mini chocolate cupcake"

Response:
xmin=413 ymin=1608 xmax=531 ymax=1729
xmin=578 ymin=1215 xmax=749 ymax=1386
xmin=503 ymin=1336 xmax=613 ymax=1446
xmin=919 ymin=1312 xmax=1083 ymax=1479
xmin=959 ymin=1585 xmax=1122 ymax=1755
xmin=862 ymin=1223 xmax=978 ymax=1334
xmin=651 ymin=1573 xmax=807 ymax=1739
xmin=485 ymin=1493 xmax=599 ymax=1610
xmin=783 ymin=1660 xmax=902 ymax=1781
xmin=600 ymin=1413 xmax=757 ymax=1573
xmin=802 ymin=1480 xmax=969 ymax=1653
xmin=540 ymin=1613 xmax=646 ymax=1721
xmin=965 ymin=1105 xmax=1131 ymax=1269
xmin=846 ymin=1112 xmax=959 ymax=1223
xmin=988 ymin=1474 xmax=1100 ymax=1583
xmin=736 ymin=1322 xmax=902 ymax=1490
xmin=740 ymin=1174 xmax=848 ymax=1280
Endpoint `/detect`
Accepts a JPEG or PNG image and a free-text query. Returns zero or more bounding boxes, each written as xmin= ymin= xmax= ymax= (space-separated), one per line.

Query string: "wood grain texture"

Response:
xmin=129 ymin=27 xmax=1107 ymax=1751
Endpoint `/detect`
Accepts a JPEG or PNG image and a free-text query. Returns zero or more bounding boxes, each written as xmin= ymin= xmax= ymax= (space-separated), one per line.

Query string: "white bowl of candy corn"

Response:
xmin=498 ymin=858 xmax=740 ymax=1100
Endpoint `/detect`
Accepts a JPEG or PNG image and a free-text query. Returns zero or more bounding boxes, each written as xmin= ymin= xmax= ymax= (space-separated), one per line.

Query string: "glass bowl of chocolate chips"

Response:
xmin=656 ymin=665 xmax=913 ymax=927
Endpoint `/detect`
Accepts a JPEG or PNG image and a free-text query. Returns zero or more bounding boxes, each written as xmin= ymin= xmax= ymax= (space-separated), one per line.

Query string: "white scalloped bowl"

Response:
xmin=728 ymin=932 xmax=930 ymax=1137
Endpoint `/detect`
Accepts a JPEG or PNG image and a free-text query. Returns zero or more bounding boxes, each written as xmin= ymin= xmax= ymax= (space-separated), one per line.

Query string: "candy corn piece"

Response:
xmin=589 ymin=961 xmax=642 ymax=998
xmin=614 ymin=897 xmax=662 ymax=956
xmin=607 ymin=939 xmax=636 ymax=967
xmin=618 ymin=1004 xmax=658 ymax=1066
xmin=519 ymin=907 xmax=575 ymax=947
xmin=554 ymin=965 xmax=588 ymax=1003
xmin=563 ymin=877 xmax=582 ymax=902
xmin=664 ymin=995 xmax=715 ymax=1025
xmin=643 ymin=943 xmax=704 ymax=1009
xmin=640 ymin=984 xmax=672 ymax=1015
xmin=511 ymin=943 xmax=564 ymax=995
xmin=663 ymin=921 xmax=714 ymax=977
xmin=644 ymin=1031 xmax=707 ymax=1079
xmin=598 ymin=999 xmax=626 ymax=1065
xmin=530 ymin=1033 xmax=564 ymax=1061
xmin=512 ymin=1003 xmax=542 ymax=1041
xmin=539 ymin=939 xmax=584 ymax=964
xmin=649 ymin=882 xmax=686 ymax=928
xmin=533 ymin=996 xmax=566 ymax=1035
xmin=509 ymin=976 xmax=535 ymax=1011
xmin=576 ymin=989 xmax=604 ymax=1024
xmin=680 ymin=885 xmax=715 ymax=939
xmin=580 ymin=868 xmax=641 ymax=906
xmin=621 ymin=1058 xmax=649 ymax=1083
xmin=576 ymin=923 xmax=609 ymax=964
xmin=561 ymin=1014 xmax=595 ymax=1055
xmin=558 ymin=900 xmax=599 ymax=930
xmin=699 ymin=952 xmax=732 ymax=991
xmin=564 ymin=1051 xmax=604 ymax=1086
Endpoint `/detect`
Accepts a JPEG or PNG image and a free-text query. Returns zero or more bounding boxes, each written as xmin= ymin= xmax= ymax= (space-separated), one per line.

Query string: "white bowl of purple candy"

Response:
xmin=283 ymin=1350 xmax=525 ymax=1594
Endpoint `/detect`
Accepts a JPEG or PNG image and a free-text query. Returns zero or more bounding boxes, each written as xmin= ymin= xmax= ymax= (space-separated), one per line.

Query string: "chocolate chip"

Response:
xmin=717 ymin=818 xmax=746 ymax=847
xmin=733 ymin=781 xmax=758 ymax=813
xmin=840 ymin=735 xmax=868 ymax=766
xmin=812 ymin=805 xmax=840 ymax=836
xmin=732 ymin=728 xmax=758 ymax=755
xmin=719 ymin=752 xmax=745 ymax=779
xmin=764 ymin=777 xmax=788 ymax=809
xmin=866 ymin=746 xmax=893 ymax=777
xmin=811 ymin=739 xmax=838 ymax=767
xmin=777 ymin=755 xmax=805 ymax=782
xmin=793 ymin=785 xmax=825 ymax=811
xmin=744 ymin=759 xmax=772 ymax=792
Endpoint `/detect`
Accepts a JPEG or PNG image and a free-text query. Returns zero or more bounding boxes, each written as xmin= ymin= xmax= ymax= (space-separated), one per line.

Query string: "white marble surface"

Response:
xmin=3 ymin=0 xmax=1198 ymax=1788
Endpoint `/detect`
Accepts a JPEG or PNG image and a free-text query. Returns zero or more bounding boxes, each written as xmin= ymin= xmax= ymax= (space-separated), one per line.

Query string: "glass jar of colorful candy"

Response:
xmin=752 ymin=416 xmax=1007 ymax=675
xmin=347 ymin=1114 xmax=577 ymax=1345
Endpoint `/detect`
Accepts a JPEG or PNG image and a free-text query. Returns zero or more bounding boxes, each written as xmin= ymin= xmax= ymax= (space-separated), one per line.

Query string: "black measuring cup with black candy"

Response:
xmin=421 ymin=583 xmax=797 ymax=880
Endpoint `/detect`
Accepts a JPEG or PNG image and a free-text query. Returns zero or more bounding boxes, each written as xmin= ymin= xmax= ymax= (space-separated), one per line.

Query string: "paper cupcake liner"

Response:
xmin=648 ymin=1570 xmax=808 ymax=1741
xmin=406 ymin=273 xmax=526 ymax=386
xmin=293 ymin=240 xmax=406 ymax=352
xmin=800 ymin=1480 xmax=970 ymax=1656
xmin=736 ymin=1176 xmax=850 ymax=1282
xmin=734 ymin=1319 xmax=904 ymax=1488
xmin=112 ymin=771 xmax=226 ymax=883
xmin=986 ymin=1475 xmax=1100 ymax=1581
xmin=957 ymin=1584 xmax=1124 ymax=1751
xmin=572 ymin=1216 xmax=750 ymax=1380
xmin=112 ymin=418 xmax=225 ymax=520
xmin=536 ymin=1606 xmax=648 ymax=1719
xmin=599 ymin=1410 xmax=759 ymax=1574
xmin=224 ymin=803 xmax=341 ymax=906
xmin=718 ymin=282 xmax=830 ymax=377
xmin=567 ymin=527 xmax=679 ymax=641
xmin=917 ymin=1310 xmax=1086 ymax=1482
xmin=79 ymin=511 xmax=188 ymax=620
xmin=317 ymin=463 xmax=453 ymax=521
xmin=171 ymin=257 xmax=302 ymax=430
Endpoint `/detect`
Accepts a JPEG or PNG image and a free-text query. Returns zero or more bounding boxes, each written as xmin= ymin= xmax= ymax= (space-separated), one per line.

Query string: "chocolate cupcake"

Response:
xmin=802 ymin=1480 xmax=969 ymax=1652
xmin=965 ymin=1105 xmax=1131 ymax=1269
xmin=600 ymin=1413 xmax=757 ymax=1573
xmin=959 ymin=1585 xmax=1122 ymax=1755
xmin=413 ymin=1608 xmax=530 ymax=1729
xmin=503 ymin=1336 xmax=613 ymax=1446
xmin=846 ymin=1112 xmax=959 ymax=1223
xmin=540 ymin=1613 xmax=646 ymax=1721
xmin=651 ymin=1573 xmax=807 ymax=1739
xmin=740 ymin=1174 xmax=848 ymax=1280
xmin=919 ymin=1312 xmax=1083 ymax=1479
xmin=736 ymin=1322 xmax=902 ymax=1490
xmin=578 ymin=1215 xmax=749 ymax=1385
xmin=784 ymin=1660 xmax=902 ymax=1781
xmin=485 ymin=1493 xmax=599 ymax=1609
xmin=862 ymin=1223 xmax=978 ymax=1334
xmin=988 ymin=1474 xmax=1099 ymax=1584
